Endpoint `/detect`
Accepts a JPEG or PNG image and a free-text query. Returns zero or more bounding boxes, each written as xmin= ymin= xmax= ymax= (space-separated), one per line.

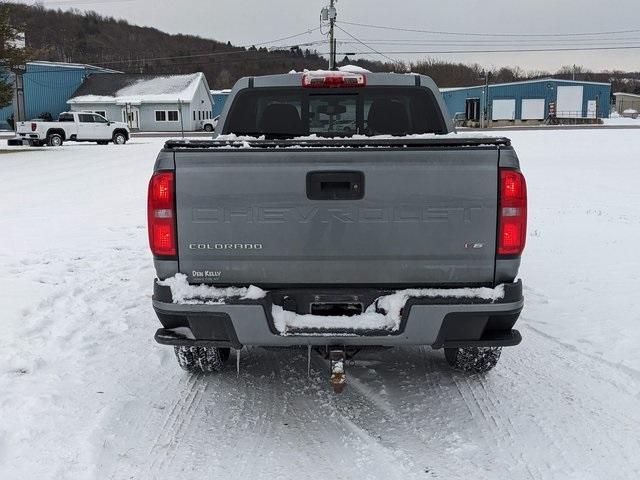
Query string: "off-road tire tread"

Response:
xmin=174 ymin=346 xmax=230 ymax=373
xmin=445 ymin=346 xmax=502 ymax=373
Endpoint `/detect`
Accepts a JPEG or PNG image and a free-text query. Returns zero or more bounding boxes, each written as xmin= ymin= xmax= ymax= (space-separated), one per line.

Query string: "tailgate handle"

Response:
xmin=306 ymin=171 xmax=365 ymax=200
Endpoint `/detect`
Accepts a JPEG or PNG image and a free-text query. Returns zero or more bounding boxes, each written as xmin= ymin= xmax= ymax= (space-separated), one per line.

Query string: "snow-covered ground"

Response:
xmin=1 ymin=130 xmax=640 ymax=479
xmin=602 ymin=112 xmax=640 ymax=126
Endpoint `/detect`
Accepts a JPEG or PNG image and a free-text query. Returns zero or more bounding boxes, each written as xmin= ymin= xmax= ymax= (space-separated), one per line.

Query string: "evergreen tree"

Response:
xmin=1 ymin=3 xmax=30 ymax=108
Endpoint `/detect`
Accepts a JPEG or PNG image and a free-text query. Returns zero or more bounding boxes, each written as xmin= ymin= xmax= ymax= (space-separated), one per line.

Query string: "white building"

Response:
xmin=67 ymin=72 xmax=213 ymax=131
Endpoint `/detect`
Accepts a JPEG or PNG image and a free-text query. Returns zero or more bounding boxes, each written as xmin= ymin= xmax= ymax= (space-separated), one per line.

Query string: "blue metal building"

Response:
xmin=210 ymin=89 xmax=231 ymax=118
xmin=1 ymin=61 xmax=120 ymax=129
xmin=441 ymin=78 xmax=611 ymax=124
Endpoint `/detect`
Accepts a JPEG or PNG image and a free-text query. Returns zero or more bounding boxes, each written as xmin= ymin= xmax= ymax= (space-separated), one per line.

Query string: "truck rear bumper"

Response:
xmin=7 ymin=137 xmax=42 ymax=146
xmin=152 ymin=280 xmax=524 ymax=349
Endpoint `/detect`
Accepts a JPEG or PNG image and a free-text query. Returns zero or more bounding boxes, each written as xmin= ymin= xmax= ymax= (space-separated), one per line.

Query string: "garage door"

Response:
xmin=521 ymin=99 xmax=545 ymax=120
xmin=492 ymin=99 xmax=516 ymax=120
xmin=557 ymin=86 xmax=583 ymax=118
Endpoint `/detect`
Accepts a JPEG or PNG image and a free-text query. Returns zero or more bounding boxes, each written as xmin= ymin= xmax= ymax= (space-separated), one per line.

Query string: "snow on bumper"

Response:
xmin=152 ymin=278 xmax=524 ymax=348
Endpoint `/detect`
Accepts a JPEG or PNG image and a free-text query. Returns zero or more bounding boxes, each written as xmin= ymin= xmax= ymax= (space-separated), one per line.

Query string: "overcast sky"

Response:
xmin=25 ymin=0 xmax=640 ymax=72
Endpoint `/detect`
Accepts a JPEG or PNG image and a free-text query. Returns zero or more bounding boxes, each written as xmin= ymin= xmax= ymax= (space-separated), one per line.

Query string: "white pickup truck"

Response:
xmin=12 ymin=112 xmax=130 ymax=147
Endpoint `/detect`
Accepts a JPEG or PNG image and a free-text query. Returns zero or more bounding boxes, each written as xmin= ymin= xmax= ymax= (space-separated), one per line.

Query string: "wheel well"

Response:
xmin=113 ymin=129 xmax=129 ymax=139
xmin=46 ymin=129 xmax=66 ymax=140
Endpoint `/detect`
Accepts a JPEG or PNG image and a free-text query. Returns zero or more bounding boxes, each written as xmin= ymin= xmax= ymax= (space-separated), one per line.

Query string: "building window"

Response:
xmin=155 ymin=110 xmax=179 ymax=122
xmin=193 ymin=111 xmax=196 ymax=121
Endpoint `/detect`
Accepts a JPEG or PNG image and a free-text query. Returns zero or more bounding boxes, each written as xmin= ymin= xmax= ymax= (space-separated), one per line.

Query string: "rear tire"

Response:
xmin=174 ymin=346 xmax=230 ymax=373
xmin=444 ymin=346 xmax=502 ymax=373
xmin=203 ymin=123 xmax=214 ymax=132
xmin=47 ymin=133 xmax=63 ymax=147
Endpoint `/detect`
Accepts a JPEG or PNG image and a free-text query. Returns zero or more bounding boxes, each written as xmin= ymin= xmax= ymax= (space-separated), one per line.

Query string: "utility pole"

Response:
xmin=321 ymin=0 xmax=338 ymax=70
xmin=479 ymin=70 xmax=490 ymax=129
xmin=484 ymin=71 xmax=490 ymax=128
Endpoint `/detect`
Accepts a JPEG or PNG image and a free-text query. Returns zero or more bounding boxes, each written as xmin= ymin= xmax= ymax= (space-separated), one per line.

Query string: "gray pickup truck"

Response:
xmin=148 ymin=71 xmax=527 ymax=388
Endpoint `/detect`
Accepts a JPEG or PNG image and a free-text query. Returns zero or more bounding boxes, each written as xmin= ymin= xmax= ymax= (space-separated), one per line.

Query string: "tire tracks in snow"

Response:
xmin=147 ymin=375 xmax=208 ymax=474
xmin=317 ymin=341 xmax=640 ymax=480
xmin=510 ymin=327 xmax=640 ymax=473
xmin=11 ymin=246 xmax=640 ymax=479
xmin=310 ymin=354 xmax=456 ymax=479
xmin=247 ymin=350 xmax=430 ymax=480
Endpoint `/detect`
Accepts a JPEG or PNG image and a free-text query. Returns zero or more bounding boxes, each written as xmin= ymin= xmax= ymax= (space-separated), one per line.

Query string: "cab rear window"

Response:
xmin=224 ymin=87 xmax=447 ymax=138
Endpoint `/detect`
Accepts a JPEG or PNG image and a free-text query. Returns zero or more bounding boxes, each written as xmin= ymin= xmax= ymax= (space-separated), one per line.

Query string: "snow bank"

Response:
xmin=273 ymin=285 xmax=505 ymax=335
xmin=159 ymin=273 xmax=266 ymax=304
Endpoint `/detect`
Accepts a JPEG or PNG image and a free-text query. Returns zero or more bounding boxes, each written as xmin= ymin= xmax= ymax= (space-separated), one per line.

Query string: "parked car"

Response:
xmin=198 ymin=119 xmax=213 ymax=132
xmin=198 ymin=116 xmax=219 ymax=132
xmin=148 ymin=71 xmax=527 ymax=391
xmin=11 ymin=112 xmax=130 ymax=146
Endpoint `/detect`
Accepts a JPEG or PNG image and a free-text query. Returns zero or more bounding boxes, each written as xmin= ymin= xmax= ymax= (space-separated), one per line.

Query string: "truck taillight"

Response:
xmin=498 ymin=169 xmax=527 ymax=256
xmin=31 ymin=123 xmax=37 ymax=132
xmin=302 ymin=72 xmax=366 ymax=88
xmin=147 ymin=171 xmax=176 ymax=257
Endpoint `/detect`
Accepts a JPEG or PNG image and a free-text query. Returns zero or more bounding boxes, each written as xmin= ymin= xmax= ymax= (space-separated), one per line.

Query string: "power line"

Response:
xmin=334 ymin=25 xmax=399 ymax=65
xmin=333 ymin=45 xmax=640 ymax=55
xmin=20 ymin=41 xmax=640 ymax=76
xmin=333 ymin=38 xmax=640 ymax=46
xmin=251 ymin=27 xmax=321 ymax=47
xmin=341 ymin=36 xmax=640 ymax=43
xmin=274 ymin=38 xmax=640 ymax=53
xmin=340 ymin=20 xmax=640 ymax=38
xmin=21 ymin=50 xmax=328 ymax=77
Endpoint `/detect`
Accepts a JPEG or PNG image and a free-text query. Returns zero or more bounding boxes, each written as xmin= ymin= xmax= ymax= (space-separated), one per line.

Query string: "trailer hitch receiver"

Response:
xmin=329 ymin=348 xmax=346 ymax=393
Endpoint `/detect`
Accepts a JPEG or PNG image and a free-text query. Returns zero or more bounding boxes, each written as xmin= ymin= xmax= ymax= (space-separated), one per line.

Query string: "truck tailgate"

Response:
xmin=174 ymin=147 xmax=499 ymax=286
